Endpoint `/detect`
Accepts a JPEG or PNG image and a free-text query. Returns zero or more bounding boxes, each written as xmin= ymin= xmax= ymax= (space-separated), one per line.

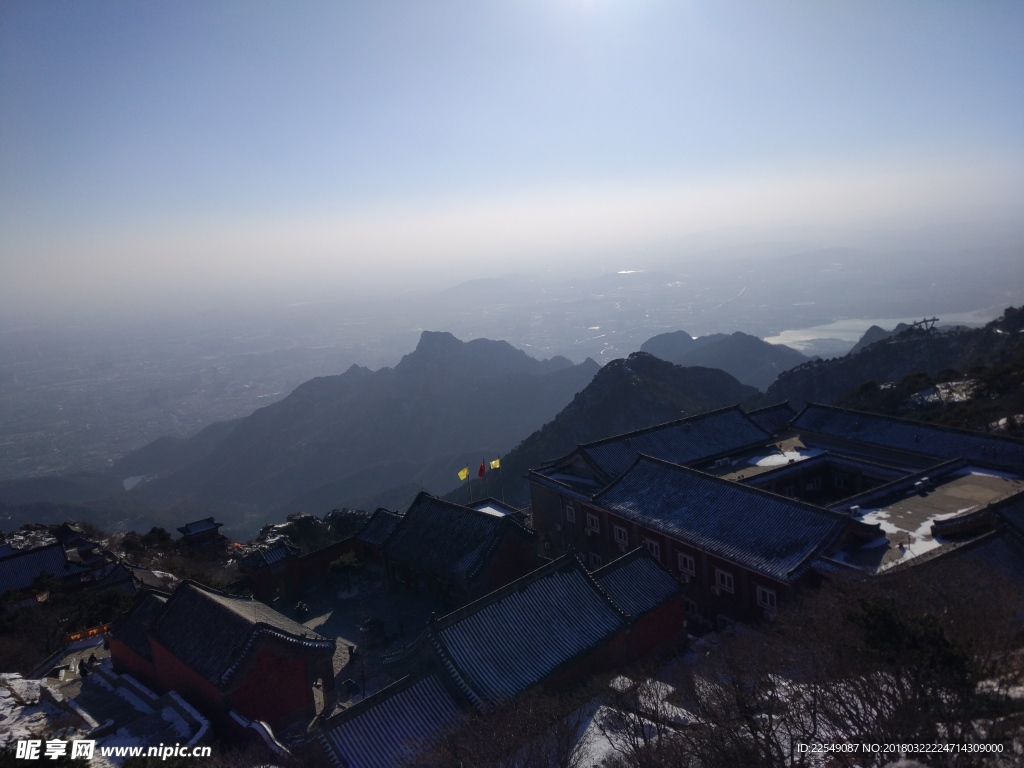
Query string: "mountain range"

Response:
xmin=764 ymin=308 xmax=1024 ymax=409
xmin=3 ymin=309 xmax=1021 ymax=539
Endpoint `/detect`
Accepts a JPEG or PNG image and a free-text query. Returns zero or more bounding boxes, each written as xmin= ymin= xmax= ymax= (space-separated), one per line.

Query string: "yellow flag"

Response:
xmin=490 ymin=458 xmax=501 ymax=470
xmin=457 ymin=466 xmax=469 ymax=481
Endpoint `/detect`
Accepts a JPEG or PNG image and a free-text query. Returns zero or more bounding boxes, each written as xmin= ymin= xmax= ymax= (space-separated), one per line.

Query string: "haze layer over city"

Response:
xmin=2 ymin=1 xmax=1023 ymax=494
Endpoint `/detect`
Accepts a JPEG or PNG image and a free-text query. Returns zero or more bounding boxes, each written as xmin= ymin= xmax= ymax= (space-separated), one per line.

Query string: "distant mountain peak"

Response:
xmin=414 ymin=330 xmax=464 ymax=355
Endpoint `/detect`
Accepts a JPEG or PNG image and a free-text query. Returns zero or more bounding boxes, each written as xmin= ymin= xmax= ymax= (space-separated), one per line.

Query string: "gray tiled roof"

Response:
xmin=356 ymin=508 xmax=403 ymax=548
xmin=384 ymin=493 xmax=532 ymax=584
xmin=746 ymin=402 xmax=798 ymax=435
xmin=577 ymin=406 xmax=772 ymax=480
xmin=150 ymin=581 xmax=333 ymax=686
xmin=0 ymin=542 xmax=90 ymax=597
xmin=593 ymin=457 xmax=845 ymax=582
xmin=793 ymin=403 xmax=1024 ymax=471
xmin=322 ymin=674 xmax=460 ymax=768
xmin=240 ymin=540 xmax=300 ymax=570
xmin=112 ymin=592 xmax=168 ymax=661
xmin=429 ymin=557 xmax=629 ymax=706
xmin=592 ymin=548 xmax=682 ymax=618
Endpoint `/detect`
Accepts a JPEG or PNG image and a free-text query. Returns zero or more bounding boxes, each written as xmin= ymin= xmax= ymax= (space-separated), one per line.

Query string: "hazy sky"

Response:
xmin=2 ymin=1 xmax=1023 ymax=316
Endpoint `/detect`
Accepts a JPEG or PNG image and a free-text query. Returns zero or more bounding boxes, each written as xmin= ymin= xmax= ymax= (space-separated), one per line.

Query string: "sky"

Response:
xmin=2 ymin=1 xmax=1023 ymax=317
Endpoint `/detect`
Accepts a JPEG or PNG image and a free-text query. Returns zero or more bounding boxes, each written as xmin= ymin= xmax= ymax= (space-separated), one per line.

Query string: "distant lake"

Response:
xmin=764 ymin=307 xmax=1001 ymax=354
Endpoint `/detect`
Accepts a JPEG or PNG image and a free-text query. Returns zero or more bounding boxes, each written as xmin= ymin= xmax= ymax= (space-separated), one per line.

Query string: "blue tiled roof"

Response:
xmin=429 ymin=557 xmax=629 ymax=706
xmin=747 ymin=402 xmax=797 ymax=435
xmin=592 ymin=548 xmax=681 ymax=618
xmin=322 ymin=674 xmax=460 ymax=768
xmin=593 ymin=457 xmax=845 ymax=582
xmin=793 ymin=403 xmax=1024 ymax=471
xmin=578 ymin=406 xmax=772 ymax=480
xmin=0 ymin=543 xmax=90 ymax=597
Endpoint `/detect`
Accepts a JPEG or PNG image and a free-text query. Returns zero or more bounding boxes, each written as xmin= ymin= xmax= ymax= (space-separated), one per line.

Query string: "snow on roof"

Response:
xmin=831 ymin=468 xmax=1024 ymax=573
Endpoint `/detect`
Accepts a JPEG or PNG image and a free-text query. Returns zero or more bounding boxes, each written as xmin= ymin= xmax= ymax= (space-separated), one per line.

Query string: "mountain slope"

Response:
xmin=640 ymin=331 xmax=807 ymax=390
xmin=125 ymin=332 xmax=598 ymax=527
xmin=764 ymin=307 xmax=1024 ymax=409
xmin=446 ymin=352 xmax=760 ymax=508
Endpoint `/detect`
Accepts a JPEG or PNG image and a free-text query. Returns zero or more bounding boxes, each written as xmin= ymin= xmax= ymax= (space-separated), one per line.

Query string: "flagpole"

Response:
xmin=499 ymin=465 xmax=505 ymax=505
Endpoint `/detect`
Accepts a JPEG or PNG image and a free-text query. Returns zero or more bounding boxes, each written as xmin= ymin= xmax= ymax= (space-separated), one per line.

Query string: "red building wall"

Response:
xmin=627 ymin=598 xmax=685 ymax=659
xmin=108 ymin=638 xmax=158 ymax=691
xmin=150 ymin=638 xmax=226 ymax=724
xmin=226 ymin=641 xmax=317 ymax=727
xmin=480 ymin=532 xmax=538 ymax=593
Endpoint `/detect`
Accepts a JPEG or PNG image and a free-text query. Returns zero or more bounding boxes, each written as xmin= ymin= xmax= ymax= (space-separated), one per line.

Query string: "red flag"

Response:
xmin=478 ymin=461 xmax=486 ymax=478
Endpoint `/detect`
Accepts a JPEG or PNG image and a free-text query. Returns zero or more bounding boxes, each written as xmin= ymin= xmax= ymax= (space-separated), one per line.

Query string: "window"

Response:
xmin=613 ymin=525 xmax=629 ymax=546
xmin=806 ymin=477 xmax=822 ymax=492
xmin=757 ymin=586 xmax=777 ymax=610
xmin=677 ymin=553 xmax=696 ymax=577
xmin=683 ymin=598 xmax=698 ymax=616
xmin=715 ymin=568 xmax=734 ymax=594
xmin=834 ymin=473 xmax=850 ymax=490
xmin=588 ymin=552 xmax=603 ymax=570
xmin=644 ymin=539 xmax=661 ymax=559
xmin=564 ymin=504 xmax=575 ymax=523
xmin=717 ymin=614 xmax=736 ymax=631
xmin=586 ymin=513 xmax=600 ymax=533
xmin=782 ymin=485 xmax=795 ymax=498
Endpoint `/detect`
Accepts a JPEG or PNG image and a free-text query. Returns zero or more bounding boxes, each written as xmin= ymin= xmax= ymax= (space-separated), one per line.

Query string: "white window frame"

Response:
xmin=834 ymin=473 xmax=850 ymax=490
xmin=586 ymin=513 xmax=600 ymax=533
xmin=757 ymin=586 xmax=777 ymax=610
xmin=564 ymin=504 xmax=575 ymax=523
xmin=806 ymin=476 xmax=823 ymax=492
xmin=683 ymin=597 xmax=698 ymax=616
xmin=613 ymin=525 xmax=629 ymax=546
xmin=644 ymin=538 xmax=661 ymax=559
xmin=677 ymin=552 xmax=696 ymax=577
xmin=588 ymin=552 xmax=603 ymax=570
xmin=715 ymin=568 xmax=734 ymax=594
